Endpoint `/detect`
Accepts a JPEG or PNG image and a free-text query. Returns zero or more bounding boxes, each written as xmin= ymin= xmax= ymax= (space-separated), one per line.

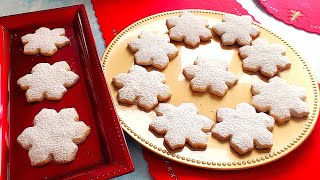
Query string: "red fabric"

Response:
xmin=143 ymin=84 xmax=320 ymax=179
xmin=259 ymin=0 xmax=320 ymax=34
xmin=91 ymin=0 xmax=250 ymax=45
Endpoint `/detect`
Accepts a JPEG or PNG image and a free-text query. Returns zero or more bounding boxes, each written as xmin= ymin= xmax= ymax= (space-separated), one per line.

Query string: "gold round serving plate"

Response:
xmin=102 ymin=10 xmax=320 ymax=169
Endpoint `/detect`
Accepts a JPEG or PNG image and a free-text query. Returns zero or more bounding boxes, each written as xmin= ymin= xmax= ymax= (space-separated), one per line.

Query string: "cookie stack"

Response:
xmin=112 ymin=12 xmax=309 ymax=155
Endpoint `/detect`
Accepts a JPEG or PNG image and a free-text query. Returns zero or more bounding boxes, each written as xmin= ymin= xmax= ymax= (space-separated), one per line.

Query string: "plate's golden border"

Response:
xmin=101 ymin=10 xmax=320 ymax=169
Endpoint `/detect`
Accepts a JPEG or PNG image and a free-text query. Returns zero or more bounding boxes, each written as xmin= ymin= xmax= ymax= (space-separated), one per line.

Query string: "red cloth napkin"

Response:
xmin=143 ymin=104 xmax=320 ymax=179
xmin=259 ymin=0 xmax=320 ymax=34
xmin=91 ymin=0 xmax=251 ymax=46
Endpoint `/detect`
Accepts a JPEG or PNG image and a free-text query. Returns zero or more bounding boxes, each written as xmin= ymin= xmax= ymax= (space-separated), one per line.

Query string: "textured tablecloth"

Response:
xmin=258 ymin=0 xmax=320 ymax=34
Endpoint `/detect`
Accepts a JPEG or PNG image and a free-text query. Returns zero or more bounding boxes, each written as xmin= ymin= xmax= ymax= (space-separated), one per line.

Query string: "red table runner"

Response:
xmin=259 ymin=0 xmax=320 ymax=34
xmin=91 ymin=1 xmax=320 ymax=179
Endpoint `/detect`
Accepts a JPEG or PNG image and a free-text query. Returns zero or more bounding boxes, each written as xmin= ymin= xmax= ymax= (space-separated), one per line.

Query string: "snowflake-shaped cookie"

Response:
xmin=212 ymin=103 xmax=275 ymax=154
xmin=239 ymin=38 xmax=291 ymax=77
xmin=150 ymin=103 xmax=214 ymax=150
xmin=112 ymin=65 xmax=171 ymax=111
xmin=17 ymin=108 xmax=90 ymax=166
xmin=21 ymin=27 xmax=70 ymax=56
xmin=128 ymin=31 xmax=179 ymax=69
xmin=251 ymin=76 xmax=309 ymax=123
xmin=166 ymin=12 xmax=212 ymax=47
xmin=17 ymin=61 xmax=79 ymax=102
xmin=212 ymin=14 xmax=260 ymax=46
xmin=183 ymin=57 xmax=238 ymax=97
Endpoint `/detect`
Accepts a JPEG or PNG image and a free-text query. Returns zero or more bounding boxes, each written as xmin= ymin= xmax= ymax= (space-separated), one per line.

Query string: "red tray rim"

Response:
xmin=0 ymin=4 xmax=134 ymax=180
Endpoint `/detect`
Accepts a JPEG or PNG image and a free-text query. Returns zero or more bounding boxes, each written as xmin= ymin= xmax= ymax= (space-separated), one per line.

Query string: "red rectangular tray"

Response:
xmin=0 ymin=5 xmax=134 ymax=180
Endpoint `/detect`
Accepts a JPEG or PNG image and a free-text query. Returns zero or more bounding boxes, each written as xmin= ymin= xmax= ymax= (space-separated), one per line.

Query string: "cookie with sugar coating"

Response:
xmin=183 ymin=57 xmax=238 ymax=97
xmin=212 ymin=103 xmax=275 ymax=154
xmin=239 ymin=38 xmax=291 ymax=78
xmin=251 ymin=76 xmax=309 ymax=123
xmin=150 ymin=103 xmax=214 ymax=150
xmin=21 ymin=27 xmax=70 ymax=56
xmin=212 ymin=13 xmax=260 ymax=46
xmin=112 ymin=65 xmax=171 ymax=111
xmin=128 ymin=31 xmax=178 ymax=69
xmin=166 ymin=12 xmax=212 ymax=47
xmin=17 ymin=108 xmax=90 ymax=166
xmin=17 ymin=61 xmax=79 ymax=102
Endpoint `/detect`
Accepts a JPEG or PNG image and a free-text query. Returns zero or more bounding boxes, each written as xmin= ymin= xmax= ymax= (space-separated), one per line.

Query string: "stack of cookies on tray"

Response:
xmin=112 ymin=12 xmax=309 ymax=155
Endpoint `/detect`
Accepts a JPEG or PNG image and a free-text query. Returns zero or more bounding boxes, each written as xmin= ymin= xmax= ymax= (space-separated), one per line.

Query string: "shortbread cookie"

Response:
xmin=21 ymin=27 xmax=70 ymax=56
xmin=183 ymin=57 xmax=238 ymax=96
xmin=17 ymin=108 xmax=90 ymax=166
xmin=17 ymin=61 xmax=79 ymax=102
xmin=166 ymin=12 xmax=212 ymax=47
xmin=212 ymin=103 xmax=275 ymax=154
xmin=128 ymin=31 xmax=179 ymax=69
xmin=212 ymin=14 xmax=260 ymax=46
xmin=251 ymin=76 xmax=309 ymax=123
xmin=150 ymin=103 xmax=213 ymax=150
xmin=239 ymin=38 xmax=291 ymax=77
xmin=112 ymin=65 xmax=171 ymax=111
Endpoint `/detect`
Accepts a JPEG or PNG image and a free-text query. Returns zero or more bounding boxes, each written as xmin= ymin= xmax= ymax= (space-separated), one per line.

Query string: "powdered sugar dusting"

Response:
xmin=128 ymin=31 xmax=178 ymax=69
xmin=166 ymin=12 xmax=212 ymax=47
xmin=183 ymin=57 xmax=238 ymax=96
xmin=212 ymin=14 xmax=260 ymax=46
xmin=251 ymin=76 xmax=309 ymax=123
xmin=17 ymin=61 xmax=79 ymax=102
xmin=212 ymin=103 xmax=274 ymax=154
xmin=112 ymin=65 xmax=171 ymax=111
xmin=239 ymin=38 xmax=291 ymax=77
xmin=150 ymin=103 xmax=214 ymax=150
xmin=17 ymin=108 xmax=90 ymax=166
xmin=21 ymin=27 xmax=70 ymax=56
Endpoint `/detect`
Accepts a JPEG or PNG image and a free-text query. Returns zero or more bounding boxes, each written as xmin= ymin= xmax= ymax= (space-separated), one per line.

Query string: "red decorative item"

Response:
xmin=0 ymin=5 xmax=133 ymax=180
xmin=91 ymin=0 xmax=251 ymax=45
xmin=143 ymin=102 xmax=320 ymax=179
xmin=259 ymin=0 xmax=320 ymax=34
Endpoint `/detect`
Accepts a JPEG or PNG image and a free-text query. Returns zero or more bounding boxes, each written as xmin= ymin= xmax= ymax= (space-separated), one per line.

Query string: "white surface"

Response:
xmin=237 ymin=0 xmax=320 ymax=82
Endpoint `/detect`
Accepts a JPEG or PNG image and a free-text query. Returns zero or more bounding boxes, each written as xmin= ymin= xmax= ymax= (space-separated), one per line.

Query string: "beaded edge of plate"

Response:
xmin=101 ymin=10 xmax=320 ymax=169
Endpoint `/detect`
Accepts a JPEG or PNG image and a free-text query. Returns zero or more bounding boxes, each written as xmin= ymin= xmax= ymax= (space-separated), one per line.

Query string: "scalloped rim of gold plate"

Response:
xmin=101 ymin=10 xmax=320 ymax=170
